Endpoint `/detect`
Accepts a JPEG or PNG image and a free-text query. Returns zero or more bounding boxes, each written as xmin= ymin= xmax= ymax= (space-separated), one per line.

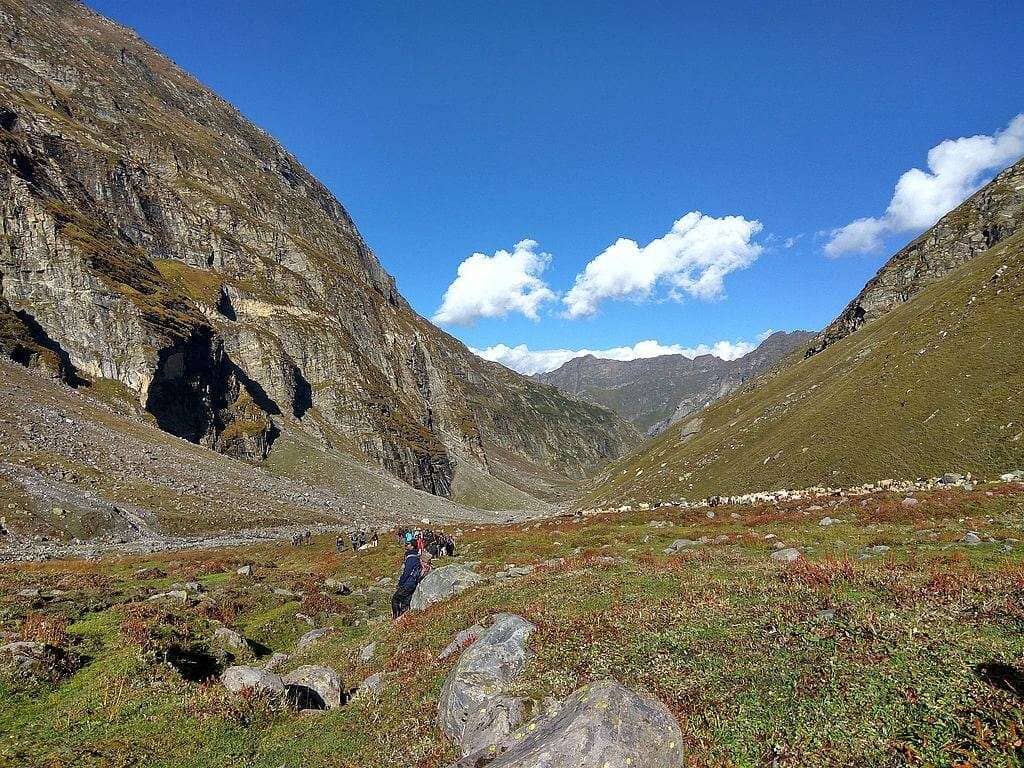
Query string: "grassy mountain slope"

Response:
xmin=582 ymin=232 xmax=1024 ymax=508
xmin=3 ymin=483 xmax=1024 ymax=766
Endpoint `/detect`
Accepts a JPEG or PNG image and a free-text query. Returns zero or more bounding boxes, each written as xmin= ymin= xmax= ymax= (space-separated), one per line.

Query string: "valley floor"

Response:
xmin=2 ymin=480 xmax=1024 ymax=766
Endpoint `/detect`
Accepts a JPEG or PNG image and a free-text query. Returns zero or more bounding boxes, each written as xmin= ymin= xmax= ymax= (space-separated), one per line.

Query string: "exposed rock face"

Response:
xmin=451 ymin=680 xmax=684 ymax=768
xmin=538 ymin=331 xmax=813 ymax=434
xmin=806 ymin=157 xmax=1024 ymax=357
xmin=439 ymin=614 xmax=537 ymax=757
xmin=0 ymin=0 xmax=638 ymax=501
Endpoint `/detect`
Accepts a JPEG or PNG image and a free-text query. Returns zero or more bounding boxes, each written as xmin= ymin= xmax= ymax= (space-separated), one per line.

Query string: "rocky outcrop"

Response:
xmin=0 ymin=0 xmax=638 ymax=503
xmin=439 ymin=614 xmax=537 ymax=757
xmin=538 ymin=331 xmax=813 ymax=434
xmin=282 ymin=664 xmax=344 ymax=710
xmin=451 ymin=680 xmax=684 ymax=768
xmin=806 ymin=157 xmax=1024 ymax=357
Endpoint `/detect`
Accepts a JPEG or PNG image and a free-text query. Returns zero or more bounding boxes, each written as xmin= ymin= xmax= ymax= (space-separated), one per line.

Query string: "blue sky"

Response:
xmin=88 ymin=0 xmax=1024 ymax=372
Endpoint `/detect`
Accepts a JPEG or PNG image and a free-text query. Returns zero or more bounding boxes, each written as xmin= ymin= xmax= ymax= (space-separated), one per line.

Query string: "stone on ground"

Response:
xmin=295 ymin=627 xmax=331 ymax=652
xmin=221 ymin=665 xmax=285 ymax=697
xmin=663 ymin=539 xmax=700 ymax=554
xmin=439 ymin=624 xmax=485 ymax=660
xmin=283 ymin=664 xmax=343 ymax=710
xmin=212 ymin=627 xmax=250 ymax=653
xmin=771 ymin=547 xmax=801 ymax=562
xmin=412 ymin=563 xmax=485 ymax=612
xmin=451 ymin=679 xmax=683 ymax=768
xmin=439 ymin=614 xmax=536 ymax=756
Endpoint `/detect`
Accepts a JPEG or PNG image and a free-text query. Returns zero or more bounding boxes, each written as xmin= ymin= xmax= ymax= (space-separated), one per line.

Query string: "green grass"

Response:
xmin=581 ymin=233 xmax=1024 ymax=509
xmin=3 ymin=484 xmax=1024 ymax=766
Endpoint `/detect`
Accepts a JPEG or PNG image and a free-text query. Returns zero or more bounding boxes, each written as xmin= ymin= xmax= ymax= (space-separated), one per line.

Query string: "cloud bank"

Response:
xmin=825 ymin=114 xmax=1024 ymax=257
xmin=473 ymin=333 xmax=770 ymax=376
xmin=562 ymin=211 xmax=763 ymax=318
xmin=432 ymin=239 xmax=556 ymax=325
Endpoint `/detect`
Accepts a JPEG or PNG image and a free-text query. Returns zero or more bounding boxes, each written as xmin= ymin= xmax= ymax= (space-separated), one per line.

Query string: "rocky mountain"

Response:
xmin=805 ymin=156 xmax=1024 ymax=357
xmin=537 ymin=331 xmax=814 ymax=434
xmin=0 ymin=0 xmax=639 ymax=511
xmin=581 ymin=172 xmax=1024 ymax=508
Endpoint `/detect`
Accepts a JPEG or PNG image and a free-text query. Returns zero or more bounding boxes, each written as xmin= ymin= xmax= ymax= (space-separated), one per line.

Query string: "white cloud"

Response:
xmin=473 ymin=334 xmax=770 ymax=376
xmin=562 ymin=211 xmax=763 ymax=318
xmin=825 ymin=114 xmax=1024 ymax=257
xmin=433 ymin=239 xmax=556 ymax=325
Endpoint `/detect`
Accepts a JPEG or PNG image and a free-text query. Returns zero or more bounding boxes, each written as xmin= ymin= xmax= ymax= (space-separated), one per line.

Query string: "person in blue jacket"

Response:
xmin=391 ymin=540 xmax=422 ymax=619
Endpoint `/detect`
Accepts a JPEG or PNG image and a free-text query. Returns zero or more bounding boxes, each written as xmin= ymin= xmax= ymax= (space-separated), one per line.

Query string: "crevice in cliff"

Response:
xmin=144 ymin=327 xmax=278 ymax=460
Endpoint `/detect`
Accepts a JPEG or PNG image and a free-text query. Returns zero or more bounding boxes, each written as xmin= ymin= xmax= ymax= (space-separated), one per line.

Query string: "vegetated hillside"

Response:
xmin=0 ymin=0 xmax=638 ymax=511
xmin=806 ymin=156 xmax=1024 ymax=357
xmin=3 ymin=481 xmax=1024 ymax=766
xmin=538 ymin=331 xmax=813 ymax=434
xmin=582 ymin=231 xmax=1024 ymax=508
xmin=0 ymin=358 xmax=518 ymax=550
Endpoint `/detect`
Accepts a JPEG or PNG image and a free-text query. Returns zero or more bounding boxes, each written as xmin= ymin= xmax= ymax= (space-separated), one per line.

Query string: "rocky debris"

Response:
xmin=360 ymin=643 xmax=376 ymax=662
xmin=149 ymin=589 xmax=189 ymax=603
xmin=264 ymin=652 xmax=290 ymax=671
xmin=440 ymin=625 xmax=485 ymax=660
xmin=495 ymin=565 xmax=535 ymax=580
xmin=295 ymin=628 xmax=332 ymax=652
xmin=358 ymin=672 xmax=383 ymax=697
xmin=819 ymin=517 xmax=837 ymax=526
xmin=451 ymin=679 xmax=684 ymax=768
xmin=663 ymin=538 xmax=701 ymax=554
xmin=439 ymin=614 xmax=536 ymax=756
xmin=324 ymin=579 xmax=353 ymax=595
xmin=212 ymin=627 xmax=251 ymax=654
xmin=963 ymin=532 xmax=982 ymax=545
xmin=283 ymin=664 xmax=344 ymax=710
xmin=771 ymin=547 xmax=801 ymax=563
xmin=236 ymin=565 xmax=252 ymax=577
xmin=859 ymin=544 xmax=891 ymax=560
xmin=221 ymin=665 xmax=285 ymax=697
xmin=0 ymin=641 xmax=47 ymax=676
xmin=1001 ymin=471 xmax=1024 ymax=482
xmin=412 ymin=563 xmax=485 ymax=612
xmin=902 ymin=497 xmax=920 ymax=508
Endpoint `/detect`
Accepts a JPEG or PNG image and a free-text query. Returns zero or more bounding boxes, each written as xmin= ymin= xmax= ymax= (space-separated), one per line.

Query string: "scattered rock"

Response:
xmin=439 ymin=614 xmax=536 ymax=756
xmin=264 ymin=652 xmax=290 ymax=671
xmin=221 ymin=665 xmax=284 ymax=697
xmin=771 ymin=547 xmax=801 ymax=563
xmin=283 ymin=664 xmax=343 ymax=710
xmin=663 ymin=539 xmax=700 ymax=554
xmin=360 ymin=642 xmax=376 ymax=662
xmin=963 ymin=532 xmax=982 ymax=545
xmin=902 ymin=497 xmax=920 ymax=508
xmin=818 ymin=517 xmax=836 ymax=527
xmin=236 ymin=565 xmax=252 ymax=577
xmin=439 ymin=624 xmax=485 ymax=660
xmin=358 ymin=672 xmax=382 ymax=697
xmin=452 ymin=679 xmax=683 ymax=768
xmin=212 ymin=627 xmax=250 ymax=654
xmin=412 ymin=563 xmax=485 ymax=612
xmin=295 ymin=627 xmax=331 ymax=652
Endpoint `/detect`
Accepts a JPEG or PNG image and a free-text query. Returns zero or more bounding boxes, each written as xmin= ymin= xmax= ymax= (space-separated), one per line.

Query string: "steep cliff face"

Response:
xmin=0 ymin=0 xmax=638 ymax=501
xmin=538 ymin=331 xmax=814 ymax=435
xmin=806 ymin=157 xmax=1024 ymax=357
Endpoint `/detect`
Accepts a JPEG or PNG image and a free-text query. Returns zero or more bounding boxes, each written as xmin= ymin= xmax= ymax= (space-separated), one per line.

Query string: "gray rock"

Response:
xmin=439 ymin=624 xmax=485 ymax=660
xmin=901 ymin=497 xmax=920 ymax=508
xmin=0 ymin=641 xmax=47 ymax=675
xmin=663 ymin=538 xmax=700 ymax=554
xmin=439 ymin=614 xmax=536 ymax=756
xmin=283 ymin=664 xmax=343 ymax=710
xmin=818 ymin=517 xmax=837 ymax=526
xmin=412 ymin=564 xmax=485 ymax=612
xmin=264 ymin=652 xmax=290 ymax=671
xmin=295 ymin=627 xmax=331 ymax=652
xmin=451 ymin=679 xmax=683 ymax=768
xmin=221 ymin=665 xmax=285 ymax=697
xmin=1000 ymin=471 xmax=1024 ymax=482
xmin=236 ymin=565 xmax=252 ymax=577
xmin=358 ymin=672 xmax=383 ymax=696
xmin=963 ymin=532 xmax=982 ymax=545
xmin=771 ymin=547 xmax=801 ymax=563
xmin=212 ymin=627 xmax=250 ymax=653
xmin=360 ymin=642 xmax=376 ymax=662
xmin=940 ymin=473 xmax=964 ymax=485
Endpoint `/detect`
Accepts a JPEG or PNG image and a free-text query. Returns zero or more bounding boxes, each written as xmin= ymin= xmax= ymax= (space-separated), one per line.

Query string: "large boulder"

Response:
xmin=283 ymin=664 xmax=343 ymax=710
xmin=212 ymin=627 xmax=251 ymax=655
xmin=412 ymin=564 xmax=485 ymax=612
xmin=452 ymin=680 xmax=684 ymax=768
xmin=439 ymin=614 xmax=536 ymax=756
xmin=221 ymin=665 xmax=285 ymax=697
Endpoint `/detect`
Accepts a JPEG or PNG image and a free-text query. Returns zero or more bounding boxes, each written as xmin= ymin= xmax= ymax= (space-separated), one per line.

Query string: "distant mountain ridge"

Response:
xmin=537 ymin=331 xmax=814 ymax=434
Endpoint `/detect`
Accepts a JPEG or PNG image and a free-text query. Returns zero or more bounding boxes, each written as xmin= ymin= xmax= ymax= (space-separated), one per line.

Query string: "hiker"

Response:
xmin=350 ymin=529 xmax=359 ymax=552
xmin=392 ymin=540 xmax=423 ymax=619
xmin=335 ymin=536 xmax=344 ymax=553
xmin=357 ymin=526 xmax=367 ymax=550
xmin=371 ymin=529 xmax=379 ymax=548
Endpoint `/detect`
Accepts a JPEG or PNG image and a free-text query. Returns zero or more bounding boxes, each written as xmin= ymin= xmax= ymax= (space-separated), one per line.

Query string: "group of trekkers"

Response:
xmin=336 ymin=526 xmax=380 ymax=553
xmin=391 ymin=528 xmax=457 ymax=619
xmin=290 ymin=530 xmax=313 ymax=546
